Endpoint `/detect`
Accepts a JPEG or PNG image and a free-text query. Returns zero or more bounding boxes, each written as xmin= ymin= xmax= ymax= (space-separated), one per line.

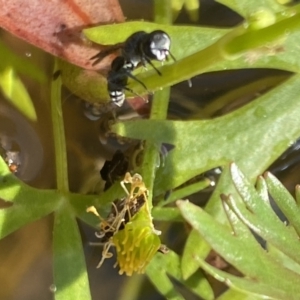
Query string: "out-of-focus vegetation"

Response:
xmin=1 ymin=0 xmax=300 ymax=299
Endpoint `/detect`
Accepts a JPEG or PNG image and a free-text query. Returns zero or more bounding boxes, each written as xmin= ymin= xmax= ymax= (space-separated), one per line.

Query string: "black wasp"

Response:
xmin=91 ymin=30 xmax=175 ymax=106
xmin=91 ymin=30 xmax=175 ymax=73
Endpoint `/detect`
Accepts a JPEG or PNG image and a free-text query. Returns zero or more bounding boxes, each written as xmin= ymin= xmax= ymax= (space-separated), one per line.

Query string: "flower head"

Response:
xmin=113 ymin=204 xmax=161 ymax=276
xmin=88 ymin=172 xmax=165 ymax=276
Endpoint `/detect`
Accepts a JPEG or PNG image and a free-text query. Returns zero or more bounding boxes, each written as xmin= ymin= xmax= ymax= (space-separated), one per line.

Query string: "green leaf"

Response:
xmin=147 ymin=253 xmax=185 ymax=300
xmin=0 ymin=191 xmax=57 ymax=239
xmin=181 ymin=229 xmax=210 ymax=279
xmin=147 ymin=250 xmax=214 ymax=300
xmin=177 ymin=199 xmax=300 ymax=299
xmin=264 ymin=171 xmax=300 ymax=236
xmin=267 ymin=243 xmax=300 ymax=275
xmin=255 ymin=175 xmax=269 ymax=203
xmin=229 ymin=163 xmax=300 ymax=265
xmin=0 ymin=40 xmax=46 ymax=83
xmin=0 ymin=156 xmax=60 ymax=238
xmin=0 ymin=67 xmax=37 ymax=120
xmin=197 ymin=165 xmax=242 ymax=259
xmin=53 ymin=206 xmax=91 ymax=300
xmin=217 ymin=288 xmax=264 ymax=300
xmin=84 ymin=22 xmax=229 ymax=61
xmin=199 ymin=259 xmax=291 ymax=299
xmin=151 ymin=207 xmax=183 ymax=221
xmin=113 ymin=74 xmax=300 ymax=194
xmin=0 ymin=156 xmax=21 ymax=201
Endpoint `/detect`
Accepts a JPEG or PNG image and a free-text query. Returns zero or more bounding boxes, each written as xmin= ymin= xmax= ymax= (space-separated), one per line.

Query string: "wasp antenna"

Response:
xmin=169 ymin=51 xmax=176 ymax=62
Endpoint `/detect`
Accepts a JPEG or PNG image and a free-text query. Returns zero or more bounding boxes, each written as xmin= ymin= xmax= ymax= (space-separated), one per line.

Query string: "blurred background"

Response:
xmin=0 ymin=0 xmax=298 ymax=299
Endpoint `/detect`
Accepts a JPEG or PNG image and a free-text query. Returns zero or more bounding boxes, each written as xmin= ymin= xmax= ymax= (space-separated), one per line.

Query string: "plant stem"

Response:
xmin=129 ymin=7 xmax=300 ymax=95
xmin=51 ymin=61 xmax=69 ymax=192
xmin=224 ymin=12 xmax=300 ymax=57
xmin=154 ymin=0 xmax=172 ymax=24
xmin=141 ymin=1 xmax=172 ymax=208
xmin=157 ymin=178 xmax=212 ymax=207
xmin=150 ymin=88 xmax=170 ymax=120
xmin=118 ymin=276 xmax=145 ymax=300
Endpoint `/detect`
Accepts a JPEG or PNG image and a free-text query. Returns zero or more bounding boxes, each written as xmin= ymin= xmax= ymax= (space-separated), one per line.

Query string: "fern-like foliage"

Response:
xmin=178 ymin=163 xmax=300 ymax=300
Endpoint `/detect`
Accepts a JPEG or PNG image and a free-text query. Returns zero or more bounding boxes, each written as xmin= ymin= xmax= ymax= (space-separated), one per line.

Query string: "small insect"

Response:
xmin=107 ymin=56 xmax=148 ymax=107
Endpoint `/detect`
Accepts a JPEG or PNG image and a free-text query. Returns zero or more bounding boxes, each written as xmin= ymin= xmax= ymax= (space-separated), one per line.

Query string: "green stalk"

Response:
xmin=51 ymin=60 xmax=69 ymax=192
xmin=118 ymin=276 xmax=145 ymax=300
xmin=157 ymin=178 xmax=212 ymax=207
xmin=154 ymin=0 xmax=172 ymax=24
xmin=141 ymin=1 xmax=172 ymax=209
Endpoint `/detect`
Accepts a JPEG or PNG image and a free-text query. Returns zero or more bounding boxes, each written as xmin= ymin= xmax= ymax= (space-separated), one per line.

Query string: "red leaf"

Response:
xmin=0 ymin=0 xmax=124 ymax=70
